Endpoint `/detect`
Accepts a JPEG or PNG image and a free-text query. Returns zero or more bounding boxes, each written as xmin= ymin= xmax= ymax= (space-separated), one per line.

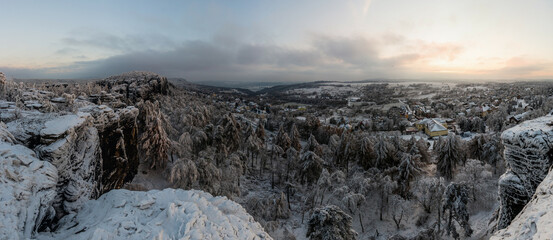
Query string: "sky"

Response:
xmin=1 ymin=0 xmax=552 ymax=82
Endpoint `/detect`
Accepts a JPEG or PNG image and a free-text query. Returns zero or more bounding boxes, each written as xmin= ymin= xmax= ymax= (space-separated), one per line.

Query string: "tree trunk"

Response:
xmin=359 ymin=212 xmax=365 ymax=233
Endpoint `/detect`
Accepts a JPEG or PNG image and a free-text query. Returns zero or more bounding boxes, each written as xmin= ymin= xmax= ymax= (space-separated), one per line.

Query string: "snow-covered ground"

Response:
xmin=37 ymin=189 xmax=272 ymax=240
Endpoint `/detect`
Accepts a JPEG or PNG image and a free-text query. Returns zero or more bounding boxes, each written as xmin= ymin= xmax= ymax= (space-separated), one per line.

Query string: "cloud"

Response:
xmin=6 ymin=31 xmax=548 ymax=82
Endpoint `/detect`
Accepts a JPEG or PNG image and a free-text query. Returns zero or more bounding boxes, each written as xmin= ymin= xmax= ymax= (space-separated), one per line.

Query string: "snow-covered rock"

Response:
xmin=7 ymin=113 xmax=102 ymax=219
xmin=492 ymin=169 xmax=553 ymax=239
xmin=97 ymin=71 xmax=168 ymax=102
xmin=6 ymin=107 xmax=139 ymax=218
xmin=38 ymin=189 xmax=272 ymax=240
xmin=36 ymin=114 xmax=102 ymax=219
xmin=0 ymin=127 xmax=58 ymax=239
xmin=80 ymin=105 xmax=139 ymax=193
xmin=497 ymin=116 xmax=553 ymax=229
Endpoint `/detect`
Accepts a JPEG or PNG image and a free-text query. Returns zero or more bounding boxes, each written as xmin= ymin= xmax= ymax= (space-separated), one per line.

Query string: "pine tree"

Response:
xmin=255 ymin=120 xmax=266 ymax=144
xmin=358 ymin=137 xmax=374 ymax=170
xmin=138 ymin=100 xmax=170 ymax=170
xmin=437 ymin=134 xmax=466 ymax=180
xmin=443 ymin=183 xmax=473 ymax=238
xmin=299 ymin=151 xmax=324 ymax=185
xmin=276 ymin=124 xmax=292 ymax=150
xmin=373 ymin=135 xmax=392 ymax=169
xmin=290 ymin=123 xmax=302 ymax=151
xmin=397 ymin=153 xmax=422 ymax=197
xmin=305 ymin=134 xmax=323 ymax=156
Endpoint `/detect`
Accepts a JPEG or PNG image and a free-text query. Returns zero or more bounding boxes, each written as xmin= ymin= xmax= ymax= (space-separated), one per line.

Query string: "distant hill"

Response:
xmin=168 ymin=78 xmax=255 ymax=96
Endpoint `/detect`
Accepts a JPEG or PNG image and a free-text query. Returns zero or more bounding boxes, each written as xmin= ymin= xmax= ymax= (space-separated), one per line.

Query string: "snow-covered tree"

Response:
xmin=397 ymin=153 xmax=422 ymax=197
xmin=255 ymin=120 xmax=266 ymax=144
xmin=306 ymin=205 xmax=357 ymax=240
xmin=298 ymin=151 xmax=324 ymax=185
xmin=373 ymin=135 xmax=392 ymax=169
xmin=139 ymin=100 xmax=171 ymax=170
xmin=290 ymin=123 xmax=302 ymax=151
xmin=437 ymin=134 xmax=466 ymax=180
xmin=169 ymin=159 xmax=198 ymax=189
xmin=413 ymin=177 xmax=446 ymax=214
xmin=196 ymin=156 xmax=222 ymax=195
xmin=305 ymin=134 xmax=323 ymax=156
xmin=442 ymin=183 xmax=473 ymax=238
xmin=481 ymin=134 xmax=503 ymax=174
xmin=358 ymin=137 xmax=374 ymax=170
xmin=276 ymin=124 xmax=292 ymax=151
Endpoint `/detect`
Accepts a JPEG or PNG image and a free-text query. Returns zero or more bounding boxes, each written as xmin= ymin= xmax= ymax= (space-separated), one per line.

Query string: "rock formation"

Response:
xmin=78 ymin=105 xmax=139 ymax=193
xmin=96 ymin=71 xmax=168 ymax=103
xmin=0 ymin=124 xmax=58 ymax=239
xmin=492 ymin=169 xmax=553 ymax=239
xmin=497 ymin=115 xmax=553 ymax=229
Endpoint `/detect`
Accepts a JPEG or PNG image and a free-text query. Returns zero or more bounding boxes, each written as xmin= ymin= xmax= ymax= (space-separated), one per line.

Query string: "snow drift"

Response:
xmin=37 ymin=188 xmax=272 ymax=240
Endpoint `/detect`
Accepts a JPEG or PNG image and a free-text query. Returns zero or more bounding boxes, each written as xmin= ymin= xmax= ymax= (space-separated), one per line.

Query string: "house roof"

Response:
xmin=428 ymin=119 xmax=447 ymax=132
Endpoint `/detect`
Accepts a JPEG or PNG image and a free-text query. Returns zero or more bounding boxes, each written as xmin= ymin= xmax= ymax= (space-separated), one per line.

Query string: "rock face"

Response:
xmin=37 ymin=189 xmax=272 ymax=240
xmin=8 ymin=113 xmax=102 ymax=220
xmin=79 ymin=105 xmax=140 ymax=193
xmin=0 ymin=124 xmax=58 ymax=239
xmin=497 ymin=116 xmax=553 ymax=229
xmin=492 ymin=169 xmax=553 ymax=239
xmin=96 ymin=71 xmax=168 ymax=103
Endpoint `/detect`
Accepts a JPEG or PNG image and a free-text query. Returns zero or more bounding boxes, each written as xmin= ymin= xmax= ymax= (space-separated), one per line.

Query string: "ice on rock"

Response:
xmin=0 ymin=131 xmax=58 ymax=239
xmin=37 ymin=189 xmax=272 ymax=240
xmin=497 ymin=115 xmax=553 ymax=229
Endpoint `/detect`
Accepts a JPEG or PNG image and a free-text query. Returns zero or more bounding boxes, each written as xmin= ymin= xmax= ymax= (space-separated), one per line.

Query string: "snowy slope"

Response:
xmin=491 ymin=169 xmax=553 ymax=240
xmin=37 ymin=189 xmax=272 ymax=240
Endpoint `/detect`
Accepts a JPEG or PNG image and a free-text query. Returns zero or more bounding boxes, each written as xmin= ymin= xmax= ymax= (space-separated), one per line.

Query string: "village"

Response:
xmin=217 ymin=81 xmax=545 ymax=144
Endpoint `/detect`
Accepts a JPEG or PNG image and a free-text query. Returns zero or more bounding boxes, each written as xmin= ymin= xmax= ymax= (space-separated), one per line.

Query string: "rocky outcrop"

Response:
xmin=96 ymin=71 xmax=168 ymax=103
xmin=497 ymin=116 xmax=553 ymax=229
xmin=79 ymin=105 xmax=139 ymax=193
xmin=8 ymin=113 xmax=102 ymax=220
xmin=492 ymin=169 xmax=553 ymax=239
xmin=0 ymin=71 xmax=166 ymax=237
xmin=37 ymin=189 xmax=272 ymax=240
xmin=0 ymin=124 xmax=58 ymax=239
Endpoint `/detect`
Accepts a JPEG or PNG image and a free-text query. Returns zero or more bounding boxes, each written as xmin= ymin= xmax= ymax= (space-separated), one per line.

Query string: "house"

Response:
xmin=425 ymin=119 xmax=448 ymax=137
xmin=416 ymin=118 xmax=448 ymax=137
xmin=405 ymin=126 xmax=418 ymax=135
xmin=508 ymin=112 xmax=530 ymax=124
xmin=415 ymin=118 xmax=447 ymax=130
